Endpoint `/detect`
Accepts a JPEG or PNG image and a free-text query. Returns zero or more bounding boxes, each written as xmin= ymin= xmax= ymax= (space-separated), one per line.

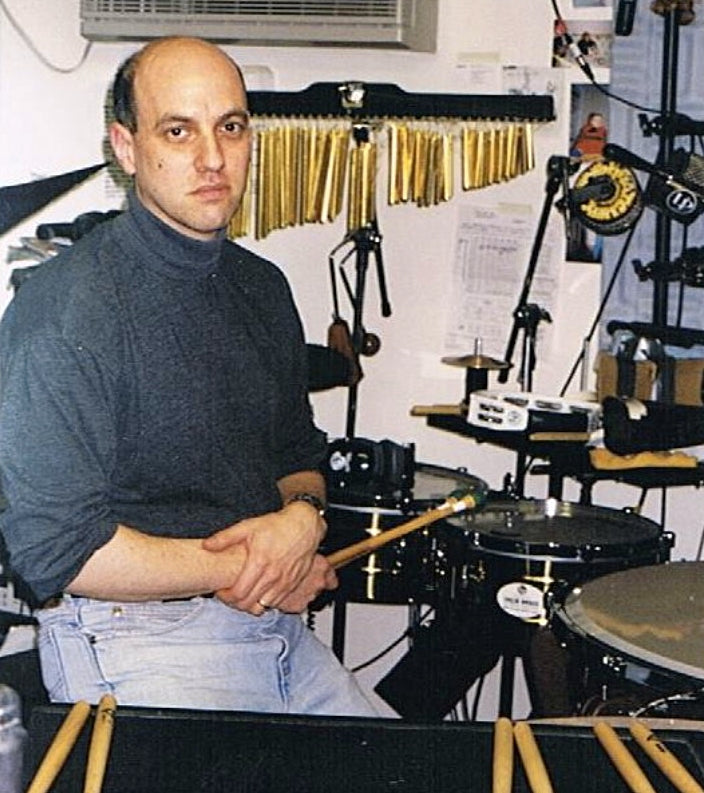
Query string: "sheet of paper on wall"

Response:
xmin=444 ymin=203 xmax=561 ymax=366
xmin=453 ymin=54 xmax=502 ymax=93
xmin=502 ymin=65 xmax=559 ymax=97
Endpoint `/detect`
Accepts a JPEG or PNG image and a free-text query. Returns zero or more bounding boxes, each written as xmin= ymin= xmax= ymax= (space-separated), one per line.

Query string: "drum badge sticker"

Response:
xmin=496 ymin=581 xmax=547 ymax=624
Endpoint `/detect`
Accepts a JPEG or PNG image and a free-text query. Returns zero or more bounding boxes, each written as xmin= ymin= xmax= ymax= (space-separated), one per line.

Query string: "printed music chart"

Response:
xmin=444 ymin=203 xmax=561 ymax=360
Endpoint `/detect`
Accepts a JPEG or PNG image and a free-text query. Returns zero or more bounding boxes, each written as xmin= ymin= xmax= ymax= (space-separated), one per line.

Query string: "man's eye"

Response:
xmin=223 ymin=121 xmax=247 ymax=135
xmin=167 ymin=126 xmax=185 ymax=138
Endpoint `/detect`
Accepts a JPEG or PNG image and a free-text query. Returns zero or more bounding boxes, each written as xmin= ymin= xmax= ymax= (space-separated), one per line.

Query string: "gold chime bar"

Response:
xmin=228 ymin=116 xmax=538 ymax=240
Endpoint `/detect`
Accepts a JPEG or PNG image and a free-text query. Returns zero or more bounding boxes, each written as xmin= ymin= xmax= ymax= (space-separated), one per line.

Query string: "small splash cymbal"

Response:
xmin=441 ymin=354 xmax=510 ymax=370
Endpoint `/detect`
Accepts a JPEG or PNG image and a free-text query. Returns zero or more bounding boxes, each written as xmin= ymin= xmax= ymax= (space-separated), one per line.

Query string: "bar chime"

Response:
xmin=228 ymin=115 xmax=538 ymax=240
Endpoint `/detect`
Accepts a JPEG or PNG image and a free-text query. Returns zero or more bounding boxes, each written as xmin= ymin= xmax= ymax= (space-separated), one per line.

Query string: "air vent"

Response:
xmin=79 ymin=0 xmax=438 ymax=51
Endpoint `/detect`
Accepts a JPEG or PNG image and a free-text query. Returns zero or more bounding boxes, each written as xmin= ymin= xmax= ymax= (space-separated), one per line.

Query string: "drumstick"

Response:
xmin=83 ymin=694 xmax=118 ymax=793
xmin=593 ymin=721 xmax=657 ymax=793
xmin=629 ymin=720 xmax=704 ymax=793
xmin=25 ymin=700 xmax=92 ymax=793
xmin=493 ymin=717 xmax=514 ymax=793
xmin=513 ymin=721 xmax=554 ymax=793
xmin=325 ymin=492 xmax=479 ymax=569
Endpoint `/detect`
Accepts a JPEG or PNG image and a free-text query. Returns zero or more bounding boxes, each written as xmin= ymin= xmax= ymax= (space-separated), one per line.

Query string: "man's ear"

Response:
xmin=109 ymin=121 xmax=136 ymax=176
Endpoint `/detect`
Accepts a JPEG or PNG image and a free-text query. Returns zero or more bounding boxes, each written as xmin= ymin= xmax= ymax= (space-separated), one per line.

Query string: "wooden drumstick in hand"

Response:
xmin=493 ymin=717 xmax=514 ymax=793
xmin=514 ymin=721 xmax=554 ymax=793
xmin=593 ymin=721 xmax=657 ymax=793
xmin=84 ymin=694 xmax=118 ymax=793
xmin=325 ymin=491 xmax=480 ymax=569
xmin=629 ymin=720 xmax=704 ymax=793
xmin=26 ymin=700 xmax=91 ymax=793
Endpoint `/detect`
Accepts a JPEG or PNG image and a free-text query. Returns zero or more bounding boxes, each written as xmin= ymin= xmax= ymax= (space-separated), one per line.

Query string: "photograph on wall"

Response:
xmin=567 ymin=82 xmax=610 ymax=263
xmin=553 ymin=18 xmax=613 ymax=71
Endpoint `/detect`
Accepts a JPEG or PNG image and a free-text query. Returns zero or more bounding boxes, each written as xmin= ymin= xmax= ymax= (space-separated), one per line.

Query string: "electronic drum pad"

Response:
xmin=571 ymin=159 xmax=644 ymax=235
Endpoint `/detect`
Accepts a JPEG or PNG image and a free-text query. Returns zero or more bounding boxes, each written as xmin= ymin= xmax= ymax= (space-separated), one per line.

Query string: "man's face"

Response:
xmin=110 ymin=39 xmax=252 ymax=241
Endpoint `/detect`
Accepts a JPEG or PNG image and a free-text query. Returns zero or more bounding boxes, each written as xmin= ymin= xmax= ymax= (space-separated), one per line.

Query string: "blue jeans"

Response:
xmin=36 ymin=596 xmax=377 ymax=717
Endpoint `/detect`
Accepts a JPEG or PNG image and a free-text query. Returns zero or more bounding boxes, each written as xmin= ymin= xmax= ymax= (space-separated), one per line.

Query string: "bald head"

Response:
xmin=112 ymin=37 xmax=246 ymax=133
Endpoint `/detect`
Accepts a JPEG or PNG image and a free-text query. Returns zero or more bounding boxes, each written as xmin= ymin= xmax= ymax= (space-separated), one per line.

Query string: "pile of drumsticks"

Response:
xmin=494 ymin=716 xmax=704 ymax=793
xmin=25 ymin=694 xmax=116 ymax=793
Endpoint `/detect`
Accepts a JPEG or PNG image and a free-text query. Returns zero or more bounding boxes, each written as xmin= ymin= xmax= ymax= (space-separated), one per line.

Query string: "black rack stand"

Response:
xmin=248 ymin=82 xmax=554 ymax=122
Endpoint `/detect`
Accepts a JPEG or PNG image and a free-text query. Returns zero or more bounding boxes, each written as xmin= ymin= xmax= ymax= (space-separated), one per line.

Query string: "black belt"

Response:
xmin=42 ymin=593 xmax=215 ymax=609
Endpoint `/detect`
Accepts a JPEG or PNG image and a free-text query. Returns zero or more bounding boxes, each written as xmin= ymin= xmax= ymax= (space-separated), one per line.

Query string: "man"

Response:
xmin=0 ymin=37 xmax=375 ymax=717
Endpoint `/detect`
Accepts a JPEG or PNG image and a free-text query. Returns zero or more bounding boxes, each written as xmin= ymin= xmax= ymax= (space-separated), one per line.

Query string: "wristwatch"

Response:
xmin=285 ymin=492 xmax=326 ymax=516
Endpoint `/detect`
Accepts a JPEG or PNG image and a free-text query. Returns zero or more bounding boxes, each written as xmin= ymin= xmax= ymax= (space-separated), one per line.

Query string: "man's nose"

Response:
xmin=196 ymin=133 xmax=224 ymax=171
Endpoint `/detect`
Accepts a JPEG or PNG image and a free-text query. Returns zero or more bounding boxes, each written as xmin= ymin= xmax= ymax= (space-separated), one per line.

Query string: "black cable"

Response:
xmin=551 ymin=0 xmax=662 ymax=115
xmin=349 ymin=606 xmax=434 ymax=674
xmin=560 ymin=222 xmax=639 ymax=396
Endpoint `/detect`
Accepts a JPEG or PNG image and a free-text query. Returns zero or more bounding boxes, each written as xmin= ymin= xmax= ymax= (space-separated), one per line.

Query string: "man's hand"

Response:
xmin=202 ymin=501 xmax=326 ymax=615
xmin=270 ymin=554 xmax=337 ymax=614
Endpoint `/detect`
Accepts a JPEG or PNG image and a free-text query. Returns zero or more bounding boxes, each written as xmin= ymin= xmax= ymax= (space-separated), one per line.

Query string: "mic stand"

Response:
xmin=327 ymin=221 xmax=391 ymax=662
xmin=496 ymin=156 xmax=572 ymax=501
xmin=498 ymin=156 xmax=572 ymax=393
xmin=344 ymin=221 xmax=390 ymax=438
xmin=490 ymin=157 xmax=574 ymax=718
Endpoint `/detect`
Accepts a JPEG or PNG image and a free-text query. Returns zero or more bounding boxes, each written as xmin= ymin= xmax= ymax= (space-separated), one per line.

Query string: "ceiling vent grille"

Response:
xmin=79 ymin=0 xmax=438 ymax=51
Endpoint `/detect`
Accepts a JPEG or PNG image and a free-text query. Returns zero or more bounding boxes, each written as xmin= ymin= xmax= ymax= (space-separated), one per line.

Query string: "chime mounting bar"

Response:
xmin=248 ymin=82 xmax=554 ymax=122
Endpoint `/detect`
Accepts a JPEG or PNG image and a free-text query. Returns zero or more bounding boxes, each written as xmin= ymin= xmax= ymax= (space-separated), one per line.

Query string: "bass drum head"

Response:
xmin=556 ymin=561 xmax=704 ymax=717
xmin=321 ymin=463 xmax=485 ymax=605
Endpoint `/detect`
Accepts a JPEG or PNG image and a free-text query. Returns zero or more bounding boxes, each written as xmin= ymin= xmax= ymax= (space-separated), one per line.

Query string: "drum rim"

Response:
xmin=466 ymin=544 xmax=666 ymax=563
xmin=327 ymin=461 xmax=485 ymax=513
xmin=448 ymin=498 xmax=665 ymax=556
xmin=559 ymin=584 xmax=704 ymax=684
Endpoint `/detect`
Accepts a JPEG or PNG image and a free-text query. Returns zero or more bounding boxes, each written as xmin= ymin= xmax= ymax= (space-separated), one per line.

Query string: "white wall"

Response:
xmin=1 ymin=0 xmax=702 ymax=720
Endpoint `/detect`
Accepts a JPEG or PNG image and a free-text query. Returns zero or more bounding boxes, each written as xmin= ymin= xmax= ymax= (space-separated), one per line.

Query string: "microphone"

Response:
xmin=615 ymin=0 xmax=638 ymax=35
xmin=563 ymin=32 xmax=595 ymax=82
xmin=604 ymin=143 xmax=704 ymax=224
xmin=603 ymin=143 xmax=660 ymax=176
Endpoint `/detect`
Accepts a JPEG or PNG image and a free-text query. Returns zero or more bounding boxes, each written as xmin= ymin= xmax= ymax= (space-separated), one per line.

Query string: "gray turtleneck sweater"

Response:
xmin=0 ymin=194 xmax=326 ymax=604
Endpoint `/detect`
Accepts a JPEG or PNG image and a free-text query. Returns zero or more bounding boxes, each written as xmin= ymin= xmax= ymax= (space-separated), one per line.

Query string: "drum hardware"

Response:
xmin=324 ymin=436 xmax=415 ymax=502
xmin=358 ymin=512 xmax=383 ymax=603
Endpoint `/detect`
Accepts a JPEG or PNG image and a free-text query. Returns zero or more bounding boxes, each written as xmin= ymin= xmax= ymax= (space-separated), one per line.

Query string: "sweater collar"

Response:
xmin=122 ymin=191 xmax=225 ymax=279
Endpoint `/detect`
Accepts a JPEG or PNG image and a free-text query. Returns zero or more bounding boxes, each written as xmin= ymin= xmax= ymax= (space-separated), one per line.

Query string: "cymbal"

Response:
xmin=441 ymin=354 xmax=510 ymax=370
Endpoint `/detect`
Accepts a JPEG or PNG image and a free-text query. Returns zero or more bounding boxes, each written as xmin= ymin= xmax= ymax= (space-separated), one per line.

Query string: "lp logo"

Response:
xmin=666 ymin=188 xmax=699 ymax=216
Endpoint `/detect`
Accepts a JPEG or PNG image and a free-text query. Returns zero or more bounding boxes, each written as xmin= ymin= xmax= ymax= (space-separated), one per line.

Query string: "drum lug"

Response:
xmin=602 ymin=653 xmax=626 ymax=677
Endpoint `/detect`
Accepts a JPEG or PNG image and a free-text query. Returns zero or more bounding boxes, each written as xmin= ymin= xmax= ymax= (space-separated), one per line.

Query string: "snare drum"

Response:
xmin=555 ymin=562 xmax=704 ymax=717
xmin=322 ymin=463 xmax=486 ymax=605
xmin=448 ymin=499 xmax=672 ymax=625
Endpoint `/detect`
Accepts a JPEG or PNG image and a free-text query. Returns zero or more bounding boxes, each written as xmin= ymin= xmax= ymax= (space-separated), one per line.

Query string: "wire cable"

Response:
xmin=0 ymin=0 xmax=92 ymax=74
xmin=349 ymin=606 xmax=434 ymax=673
xmin=550 ymin=0 xmax=662 ymax=115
